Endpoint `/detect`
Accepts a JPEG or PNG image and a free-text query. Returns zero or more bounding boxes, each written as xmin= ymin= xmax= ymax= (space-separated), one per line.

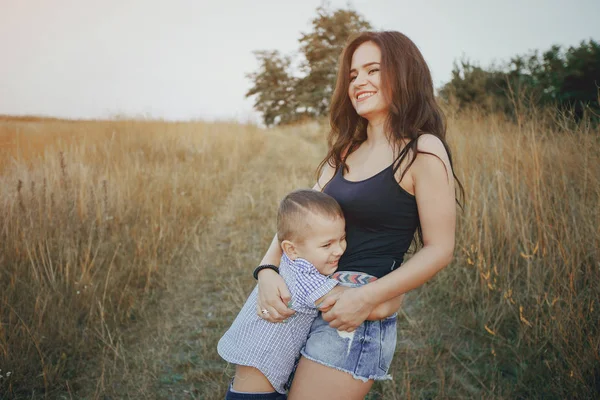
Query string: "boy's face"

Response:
xmin=285 ymin=213 xmax=347 ymax=275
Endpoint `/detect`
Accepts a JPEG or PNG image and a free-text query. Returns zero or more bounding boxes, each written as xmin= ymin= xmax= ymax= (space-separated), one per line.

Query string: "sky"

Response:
xmin=1 ymin=0 xmax=598 ymax=122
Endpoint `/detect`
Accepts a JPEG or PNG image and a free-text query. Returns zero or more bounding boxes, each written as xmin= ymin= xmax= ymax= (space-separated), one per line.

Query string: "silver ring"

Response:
xmin=261 ymin=309 xmax=269 ymax=315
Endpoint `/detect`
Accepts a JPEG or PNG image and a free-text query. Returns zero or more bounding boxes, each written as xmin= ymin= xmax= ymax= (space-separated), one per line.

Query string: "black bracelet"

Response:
xmin=253 ymin=264 xmax=279 ymax=280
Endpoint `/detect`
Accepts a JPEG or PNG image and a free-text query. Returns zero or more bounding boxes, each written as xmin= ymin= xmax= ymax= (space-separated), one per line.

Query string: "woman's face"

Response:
xmin=348 ymin=41 xmax=389 ymax=121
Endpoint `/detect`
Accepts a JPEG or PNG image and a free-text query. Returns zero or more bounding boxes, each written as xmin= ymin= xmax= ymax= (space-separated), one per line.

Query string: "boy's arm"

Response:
xmin=314 ymin=285 xmax=347 ymax=312
xmin=299 ymin=277 xmax=339 ymax=311
xmin=293 ymin=260 xmax=340 ymax=311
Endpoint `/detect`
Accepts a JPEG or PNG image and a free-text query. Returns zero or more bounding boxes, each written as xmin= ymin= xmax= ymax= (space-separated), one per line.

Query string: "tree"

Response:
xmin=439 ymin=58 xmax=509 ymax=113
xmin=295 ymin=6 xmax=372 ymax=118
xmin=245 ymin=50 xmax=300 ymax=126
xmin=555 ymin=40 xmax=600 ymax=118
xmin=439 ymin=40 xmax=600 ymax=122
xmin=245 ymin=4 xmax=371 ymax=126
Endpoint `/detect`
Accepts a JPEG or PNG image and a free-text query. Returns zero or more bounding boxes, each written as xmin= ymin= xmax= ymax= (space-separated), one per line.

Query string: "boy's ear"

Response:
xmin=281 ymin=240 xmax=298 ymax=259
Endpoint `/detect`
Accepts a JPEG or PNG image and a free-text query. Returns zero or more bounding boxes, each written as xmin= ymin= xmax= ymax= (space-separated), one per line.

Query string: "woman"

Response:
xmin=256 ymin=31 xmax=463 ymax=399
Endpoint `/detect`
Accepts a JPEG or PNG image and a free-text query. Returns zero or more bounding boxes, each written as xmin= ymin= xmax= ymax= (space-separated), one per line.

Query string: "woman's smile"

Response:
xmin=356 ymin=91 xmax=376 ymax=101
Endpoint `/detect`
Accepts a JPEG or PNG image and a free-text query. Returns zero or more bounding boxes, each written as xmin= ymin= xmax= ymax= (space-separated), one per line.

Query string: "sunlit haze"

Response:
xmin=1 ymin=0 xmax=598 ymax=122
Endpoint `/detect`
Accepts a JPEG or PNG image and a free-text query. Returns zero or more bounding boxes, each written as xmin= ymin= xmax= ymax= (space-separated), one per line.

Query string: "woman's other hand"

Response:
xmin=366 ymin=294 xmax=404 ymax=321
xmin=321 ymin=286 xmax=375 ymax=332
xmin=256 ymin=269 xmax=295 ymax=322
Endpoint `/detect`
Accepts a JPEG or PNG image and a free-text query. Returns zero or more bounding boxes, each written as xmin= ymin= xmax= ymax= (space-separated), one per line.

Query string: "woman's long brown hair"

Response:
xmin=317 ymin=31 xmax=465 ymax=245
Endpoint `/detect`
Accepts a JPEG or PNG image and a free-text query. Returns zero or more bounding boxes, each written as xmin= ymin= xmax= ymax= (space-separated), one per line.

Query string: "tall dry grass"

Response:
xmin=383 ymin=109 xmax=600 ymax=399
xmin=0 ymin=110 xmax=598 ymax=399
xmin=0 ymin=119 xmax=266 ymax=397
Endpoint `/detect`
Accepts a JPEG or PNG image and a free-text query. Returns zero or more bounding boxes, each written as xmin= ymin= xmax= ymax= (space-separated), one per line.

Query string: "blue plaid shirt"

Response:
xmin=217 ymin=253 xmax=338 ymax=393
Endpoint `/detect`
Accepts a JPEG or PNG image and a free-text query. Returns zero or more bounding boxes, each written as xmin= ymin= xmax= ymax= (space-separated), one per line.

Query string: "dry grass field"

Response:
xmin=0 ymin=110 xmax=598 ymax=399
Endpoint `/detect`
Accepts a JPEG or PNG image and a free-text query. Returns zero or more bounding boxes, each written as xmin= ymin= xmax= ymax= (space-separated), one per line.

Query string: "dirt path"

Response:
xmin=95 ymin=131 xmax=326 ymax=399
xmin=93 ymin=129 xmax=426 ymax=400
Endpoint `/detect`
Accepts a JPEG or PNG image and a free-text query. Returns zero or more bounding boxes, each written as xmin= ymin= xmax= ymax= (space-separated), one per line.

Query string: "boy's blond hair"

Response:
xmin=277 ymin=189 xmax=344 ymax=243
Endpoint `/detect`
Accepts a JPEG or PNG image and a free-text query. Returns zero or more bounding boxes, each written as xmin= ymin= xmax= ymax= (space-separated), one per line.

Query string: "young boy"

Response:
xmin=217 ymin=189 xmax=397 ymax=399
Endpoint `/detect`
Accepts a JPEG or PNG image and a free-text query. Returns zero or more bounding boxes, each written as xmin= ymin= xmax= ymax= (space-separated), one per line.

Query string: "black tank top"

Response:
xmin=323 ymin=150 xmax=419 ymax=278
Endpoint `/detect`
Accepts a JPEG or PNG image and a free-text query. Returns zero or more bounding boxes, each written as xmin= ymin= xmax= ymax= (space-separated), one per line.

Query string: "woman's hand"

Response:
xmin=256 ymin=269 xmax=295 ymax=322
xmin=366 ymin=294 xmax=404 ymax=321
xmin=321 ymin=286 xmax=375 ymax=332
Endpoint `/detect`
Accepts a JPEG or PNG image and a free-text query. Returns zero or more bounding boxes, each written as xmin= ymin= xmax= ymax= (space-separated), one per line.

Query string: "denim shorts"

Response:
xmin=299 ymin=271 xmax=398 ymax=382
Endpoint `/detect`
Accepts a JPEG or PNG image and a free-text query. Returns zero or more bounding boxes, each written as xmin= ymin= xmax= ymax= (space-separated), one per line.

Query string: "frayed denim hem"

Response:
xmin=299 ymin=350 xmax=393 ymax=383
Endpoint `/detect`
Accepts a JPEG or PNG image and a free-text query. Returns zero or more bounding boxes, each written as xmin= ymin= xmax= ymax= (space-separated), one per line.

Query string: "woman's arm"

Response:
xmin=322 ymin=134 xmax=457 ymax=331
xmin=315 ymin=285 xmax=404 ymax=320
xmin=366 ymin=294 xmax=404 ymax=320
xmin=256 ymin=235 xmax=295 ymax=322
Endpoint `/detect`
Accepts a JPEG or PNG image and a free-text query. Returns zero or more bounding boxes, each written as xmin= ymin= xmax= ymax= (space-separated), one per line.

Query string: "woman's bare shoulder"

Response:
xmin=413 ymin=134 xmax=453 ymax=179
xmin=415 ymin=134 xmax=449 ymax=159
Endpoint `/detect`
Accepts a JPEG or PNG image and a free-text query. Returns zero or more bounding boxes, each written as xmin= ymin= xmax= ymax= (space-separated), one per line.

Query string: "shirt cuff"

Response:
xmin=305 ymin=278 xmax=339 ymax=308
